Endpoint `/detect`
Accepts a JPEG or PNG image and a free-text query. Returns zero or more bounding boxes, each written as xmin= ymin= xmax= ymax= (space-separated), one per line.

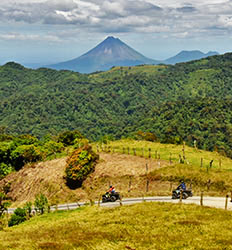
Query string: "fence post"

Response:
xmin=169 ymin=182 xmax=173 ymax=191
xmin=169 ymin=153 xmax=172 ymax=165
xmin=207 ymin=179 xmax=211 ymax=191
xmin=209 ymin=160 xmax=213 ymax=169
xmin=119 ymin=195 xmax=122 ymax=206
xmin=231 ymin=191 xmax=232 ymax=202
xmin=182 ymin=141 xmax=185 ymax=159
xmin=200 ymin=191 xmax=204 ymax=206
xmin=128 ymin=176 xmax=132 ymax=192
xmin=146 ymin=163 xmax=148 ymax=174
xmin=133 ymin=148 xmax=136 ymax=156
xmin=155 ymin=150 xmax=157 ymax=159
xmin=127 ymin=147 xmax=130 ymax=155
xmin=148 ymin=148 xmax=151 ymax=158
xmin=225 ymin=195 xmax=229 ymax=210
xmin=219 ymin=159 xmax=222 ymax=170
xmin=179 ymin=190 xmax=183 ymax=203
xmin=97 ymin=145 xmax=99 ymax=153
xmin=146 ymin=179 xmax=149 ymax=192
xmin=201 ymin=158 xmax=203 ymax=168
xmin=98 ymin=195 xmax=101 ymax=207
xmin=123 ymin=147 xmax=125 ymax=154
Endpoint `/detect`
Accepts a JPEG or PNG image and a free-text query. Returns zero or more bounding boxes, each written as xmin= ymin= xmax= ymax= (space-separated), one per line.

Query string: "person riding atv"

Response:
xmin=172 ymin=180 xmax=193 ymax=199
xmin=102 ymin=186 xmax=120 ymax=203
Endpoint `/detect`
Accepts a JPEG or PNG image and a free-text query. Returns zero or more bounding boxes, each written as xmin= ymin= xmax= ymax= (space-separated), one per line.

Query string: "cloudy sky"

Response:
xmin=0 ymin=0 xmax=232 ymax=65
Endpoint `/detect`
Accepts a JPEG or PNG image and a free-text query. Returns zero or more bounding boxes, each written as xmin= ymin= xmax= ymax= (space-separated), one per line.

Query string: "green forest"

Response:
xmin=1 ymin=53 xmax=232 ymax=156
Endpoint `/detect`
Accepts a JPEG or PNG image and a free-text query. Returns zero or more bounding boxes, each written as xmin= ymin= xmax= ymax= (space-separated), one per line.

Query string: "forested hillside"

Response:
xmin=1 ymin=53 xmax=232 ymax=156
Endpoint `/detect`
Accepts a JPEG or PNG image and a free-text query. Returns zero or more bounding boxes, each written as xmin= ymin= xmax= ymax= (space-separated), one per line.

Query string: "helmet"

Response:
xmin=109 ymin=185 xmax=112 ymax=188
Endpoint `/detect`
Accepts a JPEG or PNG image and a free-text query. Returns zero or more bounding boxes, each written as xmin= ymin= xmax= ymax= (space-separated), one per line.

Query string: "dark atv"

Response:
xmin=172 ymin=189 xmax=193 ymax=199
xmin=102 ymin=192 xmax=121 ymax=203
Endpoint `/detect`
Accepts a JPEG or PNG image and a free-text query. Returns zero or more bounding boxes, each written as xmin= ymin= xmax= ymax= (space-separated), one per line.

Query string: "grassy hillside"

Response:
xmin=1 ymin=202 xmax=232 ymax=249
xmin=1 ymin=54 xmax=232 ymax=157
xmin=2 ymin=139 xmax=232 ymax=207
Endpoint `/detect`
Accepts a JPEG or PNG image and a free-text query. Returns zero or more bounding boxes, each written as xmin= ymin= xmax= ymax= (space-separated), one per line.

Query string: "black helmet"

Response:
xmin=109 ymin=185 xmax=112 ymax=188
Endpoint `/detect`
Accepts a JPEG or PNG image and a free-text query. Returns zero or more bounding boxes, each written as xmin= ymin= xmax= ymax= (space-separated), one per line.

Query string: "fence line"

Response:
xmin=93 ymin=144 xmax=223 ymax=171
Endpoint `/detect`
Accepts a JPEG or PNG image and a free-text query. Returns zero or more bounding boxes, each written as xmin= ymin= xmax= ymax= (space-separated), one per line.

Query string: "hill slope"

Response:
xmin=1 ymin=53 xmax=232 ymax=156
xmin=48 ymin=36 xmax=159 ymax=73
xmin=164 ymin=50 xmax=219 ymax=64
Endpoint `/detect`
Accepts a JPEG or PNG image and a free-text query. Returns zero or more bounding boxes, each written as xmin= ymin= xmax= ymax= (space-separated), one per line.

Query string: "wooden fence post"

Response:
xmin=133 ymin=148 xmax=136 ymax=156
xmin=127 ymin=147 xmax=130 ymax=155
xmin=179 ymin=190 xmax=183 ymax=203
xmin=155 ymin=150 xmax=157 ymax=159
xmin=146 ymin=163 xmax=148 ymax=174
xmin=146 ymin=179 xmax=149 ymax=192
xmin=200 ymin=191 xmax=204 ymax=206
xmin=231 ymin=191 xmax=232 ymax=202
xmin=169 ymin=182 xmax=173 ymax=191
xmin=98 ymin=195 xmax=101 ymax=207
xmin=219 ymin=159 xmax=222 ymax=170
xmin=123 ymin=147 xmax=125 ymax=154
xmin=225 ymin=195 xmax=229 ymax=210
xmin=207 ymin=179 xmax=211 ymax=191
xmin=148 ymin=148 xmax=151 ymax=158
xmin=119 ymin=195 xmax=122 ymax=206
xmin=209 ymin=160 xmax=213 ymax=169
xmin=169 ymin=153 xmax=172 ymax=164
xmin=201 ymin=158 xmax=203 ymax=168
xmin=97 ymin=145 xmax=99 ymax=153
xmin=128 ymin=176 xmax=132 ymax=192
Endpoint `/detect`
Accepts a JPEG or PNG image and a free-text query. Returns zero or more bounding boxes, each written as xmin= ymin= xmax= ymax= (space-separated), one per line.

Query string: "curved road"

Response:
xmin=7 ymin=196 xmax=232 ymax=214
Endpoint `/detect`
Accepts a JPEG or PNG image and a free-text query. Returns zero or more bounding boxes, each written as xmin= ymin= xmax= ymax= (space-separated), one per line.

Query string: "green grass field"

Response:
xmin=1 ymin=202 xmax=232 ymax=250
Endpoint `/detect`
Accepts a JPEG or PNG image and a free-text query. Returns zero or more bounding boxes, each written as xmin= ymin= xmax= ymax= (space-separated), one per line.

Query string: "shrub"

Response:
xmin=65 ymin=145 xmax=99 ymax=188
xmin=0 ymin=163 xmax=13 ymax=179
xmin=8 ymin=207 xmax=26 ymax=227
xmin=34 ymin=193 xmax=49 ymax=215
xmin=136 ymin=131 xmax=157 ymax=142
xmin=57 ymin=130 xmax=83 ymax=146
xmin=0 ymin=192 xmax=11 ymax=217
xmin=42 ymin=140 xmax=64 ymax=157
xmin=10 ymin=144 xmax=43 ymax=170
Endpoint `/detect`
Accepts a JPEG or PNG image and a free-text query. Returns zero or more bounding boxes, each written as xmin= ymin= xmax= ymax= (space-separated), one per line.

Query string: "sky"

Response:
xmin=0 ymin=0 xmax=232 ymax=65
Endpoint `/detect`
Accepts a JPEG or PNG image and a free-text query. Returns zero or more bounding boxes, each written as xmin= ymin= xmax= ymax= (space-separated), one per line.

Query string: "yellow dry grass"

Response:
xmin=0 ymin=152 xmax=170 ymax=206
xmin=1 ymin=202 xmax=232 ymax=250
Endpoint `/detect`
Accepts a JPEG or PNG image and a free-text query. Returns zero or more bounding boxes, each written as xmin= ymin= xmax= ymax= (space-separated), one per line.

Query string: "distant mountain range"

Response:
xmin=164 ymin=50 xmax=219 ymax=64
xmin=25 ymin=36 xmax=219 ymax=73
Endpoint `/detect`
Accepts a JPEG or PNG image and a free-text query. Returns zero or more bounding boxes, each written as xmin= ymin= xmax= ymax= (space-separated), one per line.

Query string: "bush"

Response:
xmin=42 ymin=140 xmax=64 ymax=157
xmin=0 ymin=163 xmax=13 ymax=179
xmin=8 ymin=207 xmax=26 ymax=227
xmin=34 ymin=193 xmax=49 ymax=215
xmin=65 ymin=145 xmax=99 ymax=188
xmin=10 ymin=144 xmax=43 ymax=170
xmin=57 ymin=130 xmax=83 ymax=146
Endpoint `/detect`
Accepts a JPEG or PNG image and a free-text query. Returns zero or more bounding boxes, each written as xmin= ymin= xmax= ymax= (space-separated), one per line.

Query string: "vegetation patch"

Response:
xmin=65 ymin=145 xmax=99 ymax=188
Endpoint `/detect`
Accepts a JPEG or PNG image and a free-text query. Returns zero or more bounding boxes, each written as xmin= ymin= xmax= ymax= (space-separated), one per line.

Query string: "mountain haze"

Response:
xmin=164 ymin=50 xmax=219 ymax=64
xmin=48 ymin=36 xmax=159 ymax=73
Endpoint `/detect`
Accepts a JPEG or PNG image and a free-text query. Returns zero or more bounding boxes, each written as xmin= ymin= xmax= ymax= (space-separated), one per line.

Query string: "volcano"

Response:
xmin=47 ymin=36 xmax=159 ymax=73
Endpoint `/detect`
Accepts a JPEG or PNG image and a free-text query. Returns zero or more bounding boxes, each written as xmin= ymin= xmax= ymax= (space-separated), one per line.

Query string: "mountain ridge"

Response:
xmin=164 ymin=50 xmax=219 ymax=64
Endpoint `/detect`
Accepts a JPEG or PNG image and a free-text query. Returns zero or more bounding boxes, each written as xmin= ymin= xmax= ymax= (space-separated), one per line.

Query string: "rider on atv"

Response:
xmin=176 ymin=180 xmax=186 ymax=191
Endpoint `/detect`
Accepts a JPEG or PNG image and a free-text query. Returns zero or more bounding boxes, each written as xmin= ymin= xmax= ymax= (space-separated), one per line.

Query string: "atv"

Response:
xmin=172 ymin=189 xmax=193 ymax=199
xmin=102 ymin=192 xmax=121 ymax=203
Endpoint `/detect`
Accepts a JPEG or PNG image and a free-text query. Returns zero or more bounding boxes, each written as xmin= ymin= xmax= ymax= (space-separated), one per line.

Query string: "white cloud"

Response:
xmin=0 ymin=0 xmax=231 ymax=41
